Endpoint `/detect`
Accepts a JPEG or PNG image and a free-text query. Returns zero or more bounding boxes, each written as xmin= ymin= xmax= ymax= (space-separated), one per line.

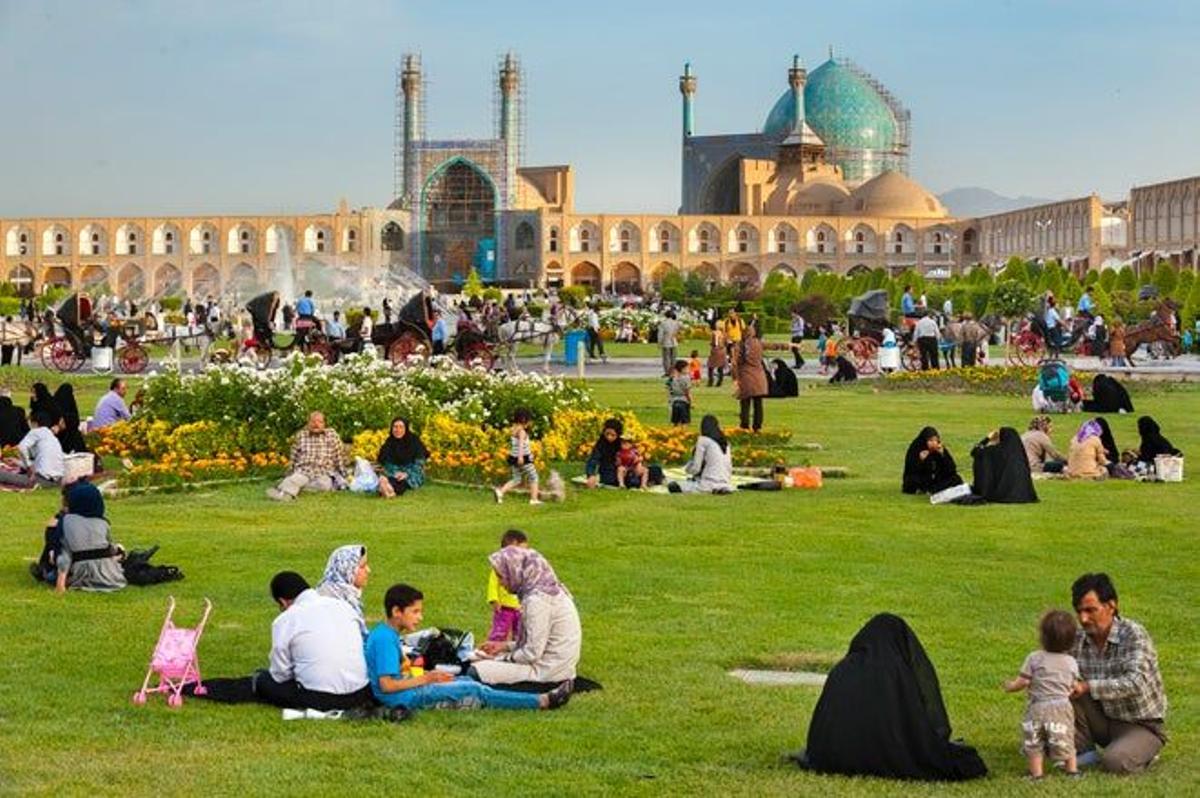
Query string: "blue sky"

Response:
xmin=1 ymin=0 xmax=1197 ymax=216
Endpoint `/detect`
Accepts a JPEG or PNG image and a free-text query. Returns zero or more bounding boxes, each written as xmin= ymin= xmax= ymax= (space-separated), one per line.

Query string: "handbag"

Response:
xmin=349 ymin=457 xmax=380 ymax=493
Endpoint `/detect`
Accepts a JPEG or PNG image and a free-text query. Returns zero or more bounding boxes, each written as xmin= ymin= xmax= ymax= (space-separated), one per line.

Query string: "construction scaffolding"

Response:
xmin=393 ymin=53 xmax=427 ymax=208
xmin=836 ymin=57 xmax=911 ymax=178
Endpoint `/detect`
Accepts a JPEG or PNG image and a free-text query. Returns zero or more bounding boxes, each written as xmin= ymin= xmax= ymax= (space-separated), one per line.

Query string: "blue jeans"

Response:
xmin=384 ymin=677 xmax=540 ymax=711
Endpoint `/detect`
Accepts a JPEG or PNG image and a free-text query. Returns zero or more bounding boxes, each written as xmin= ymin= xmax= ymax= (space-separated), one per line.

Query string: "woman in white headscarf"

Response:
xmin=316 ymin=544 xmax=370 ymax=637
xmin=473 ymin=547 xmax=581 ymax=686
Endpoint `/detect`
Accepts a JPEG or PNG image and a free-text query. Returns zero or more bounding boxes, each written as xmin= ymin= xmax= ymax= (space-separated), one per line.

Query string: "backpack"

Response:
xmin=122 ymin=546 xmax=185 ymax=586
xmin=1038 ymin=361 xmax=1070 ymax=403
xmin=417 ymin=628 xmax=472 ymax=669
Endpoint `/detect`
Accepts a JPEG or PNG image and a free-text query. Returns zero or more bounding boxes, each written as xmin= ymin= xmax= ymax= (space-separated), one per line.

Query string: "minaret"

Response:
xmin=679 ymin=62 xmax=696 ymax=211
xmin=498 ymin=52 xmax=520 ymax=208
xmin=679 ymin=61 xmax=696 ymax=139
xmin=399 ymin=53 xmax=423 ymax=206
xmin=788 ymin=54 xmax=805 ymax=133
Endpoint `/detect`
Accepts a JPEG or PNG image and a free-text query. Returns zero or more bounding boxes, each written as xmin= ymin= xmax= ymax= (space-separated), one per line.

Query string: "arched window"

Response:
xmin=316 ymin=230 xmax=326 ymax=252
xmin=382 ymin=222 xmax=405 ymax=251
xmin=619 ymin=228 xmax=631 ymax=252
xmin=515 ymin=221 xmax=535 ymax=250
xmin=548 ymin=226 xmax=559 ymax=253
xmin=660 ymin=229 xmax=671 ymax=252
xmin=737 ymin=229 xmax=749 ymax=253
xmin=894 ymin=231 xmax=903 ymax=241
xmin=91 ymin=232 xmax=101 ymax=255
xmin=776 ymin=229 xmax=787 ymax=254
xmin=580 ymin=228 xmax=591 ymax=252
xmin=699 ymin=229 xmax=710 ymax=253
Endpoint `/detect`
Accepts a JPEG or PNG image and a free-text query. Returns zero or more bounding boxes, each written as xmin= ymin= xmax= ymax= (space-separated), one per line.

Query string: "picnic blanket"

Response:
xmin=570 ymin=469 xmax=763 ymax=494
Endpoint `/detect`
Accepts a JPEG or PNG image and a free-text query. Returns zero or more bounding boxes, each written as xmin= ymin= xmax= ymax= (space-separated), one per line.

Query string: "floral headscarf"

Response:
xmin=1028 ymin=416 xmax=1052 ymax=434
xmin=1075 ymin=419 xmax=1103 ymax=444
xmin=316 ymin=544 xmax=367 ymax=636
xmin=488 ymin=546 xmax=566 ymax=600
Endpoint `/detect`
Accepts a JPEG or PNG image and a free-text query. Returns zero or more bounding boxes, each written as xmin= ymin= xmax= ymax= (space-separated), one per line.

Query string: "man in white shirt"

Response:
xmin=249 ymin=571 xmax=372 ymax=710
xmin=585 ymin=304 xmax=606 ymax=362
xmin=0 ymin=411 xmax=64 ymax=488
xmin=914 ymin=314 xmax=941 ymax=371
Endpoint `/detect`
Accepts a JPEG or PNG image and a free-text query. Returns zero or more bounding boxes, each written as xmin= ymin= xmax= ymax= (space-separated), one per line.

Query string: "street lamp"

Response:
xmin=1035 ymin=219 xmax=1053 ymax=257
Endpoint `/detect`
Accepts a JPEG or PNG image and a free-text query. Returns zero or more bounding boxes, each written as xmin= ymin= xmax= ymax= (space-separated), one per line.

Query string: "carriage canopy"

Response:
xmin=396 ymin=292 xmax=432 ymax=331
xmin=55 ymin=293 xmax=93 ymax=328
xmin=848 ymin=289 xmax=890 ymax=321
xmin=245 ymin=291 xmax=280 ymax=327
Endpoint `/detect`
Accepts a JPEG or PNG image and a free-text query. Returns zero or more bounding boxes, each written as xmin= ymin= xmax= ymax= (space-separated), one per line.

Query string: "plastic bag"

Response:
xmin=789 ymin=466 xmax=823 ymax=489
xmin=349 ymin=457 xmax=380 ymax=493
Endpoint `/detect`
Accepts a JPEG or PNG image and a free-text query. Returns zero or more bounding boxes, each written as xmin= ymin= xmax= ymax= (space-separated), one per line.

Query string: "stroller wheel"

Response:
xmin=131 ymin=691 xmax=147 ymax=706
xmin=193 ymin=685 xmax=208 ymax=696
xmin=167 ymin=693 xmax=183 ymax=708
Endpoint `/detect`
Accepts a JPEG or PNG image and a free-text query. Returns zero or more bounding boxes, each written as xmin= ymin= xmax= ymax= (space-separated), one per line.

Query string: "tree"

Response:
xmin=988 ymin=280 xmax=1035 ymax=320
xmin=1000 ymin=256 xmax=1028 ymax=284
xmin=1181 ymin=274 xmax=1200 ymax=332
xmin=1082 ymin=269 xmax=1100 ymax=287
xmin=759 ymin=270 xmax=801 ymax=318
xmin=659 ymin=267 xmax=686 ymax=304
xmin=1099 ymin=267 xmax=1117 ymax=292
xmin=1062 ymin=274 xmax=1083 ymax=305
xmin=1090 ymin=282 xmax=1116 ymax=322
xmin=1152 ymin=261 xmax=1178 ymax=297
xmin=1116 ymin=266 xmax=1137 ymax=291
xmin=463 ymin=267 xmax=484 ymax=299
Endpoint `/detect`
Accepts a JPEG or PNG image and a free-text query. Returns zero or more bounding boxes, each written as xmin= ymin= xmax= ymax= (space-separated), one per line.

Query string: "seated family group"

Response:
xmin=196 ymin=537 xmax=580 ymax=717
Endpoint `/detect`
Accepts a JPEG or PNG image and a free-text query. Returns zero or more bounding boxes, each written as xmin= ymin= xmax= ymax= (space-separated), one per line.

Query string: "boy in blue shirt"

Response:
xmin=364 ymin=584 xmax=571 ymax=712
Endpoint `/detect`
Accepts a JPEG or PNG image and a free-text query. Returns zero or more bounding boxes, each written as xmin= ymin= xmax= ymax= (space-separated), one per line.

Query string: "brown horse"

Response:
xmin=1122 ymin=301 xmax=1181 ymax=364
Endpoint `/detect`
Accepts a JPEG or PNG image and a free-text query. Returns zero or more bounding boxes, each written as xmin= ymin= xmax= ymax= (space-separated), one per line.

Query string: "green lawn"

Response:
xmin=0 ymin=371 xmax=1196 ymax=796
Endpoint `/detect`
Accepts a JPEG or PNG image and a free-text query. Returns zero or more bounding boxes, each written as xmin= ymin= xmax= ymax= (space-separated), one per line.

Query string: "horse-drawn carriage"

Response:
xmin=244 ymin=291 xmax=338 ymax=368
xmin=39 ymin=293 xmax=153 ymax=374
xmin=841 ymin=289 xmax=922 ymax=374
xmin=1006 ymin=297 xmax=1181 ymax=366
xmin=370 ymin=292 xmax=498 ymax=369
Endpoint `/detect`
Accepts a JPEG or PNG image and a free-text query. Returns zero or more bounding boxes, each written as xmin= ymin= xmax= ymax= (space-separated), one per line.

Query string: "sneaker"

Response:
xmin=545 ymin=680 xmax=573 ymax=710
xmin=1065 ymin=771 xmax=1084 ymax=779
xmin=528 ymin=499 xmax=544 ymax=506
xmin=266 ymin=487 xmax=293 ymax=501
xmin=492 ymin=487 xmax=503 ymax=504
xmin=386 ymin=706 xmax=412 ymax=723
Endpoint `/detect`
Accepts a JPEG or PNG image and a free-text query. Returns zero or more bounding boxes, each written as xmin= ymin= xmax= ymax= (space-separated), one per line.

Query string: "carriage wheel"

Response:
xmin=387 ymin=331 xmax=429 ymax=366
xmin=901 ymin=344 xmax=922 ymax=373
xmin=118 ymin=344 xmax=149 ymax=374
xmin=461 ymin=341 xmax=495 ymax=371
xmin=1008 ymin=330 xmax=1044 ymax=367
xmin=307 ymin=341 xmax=337 ymax=365
xmin=49 ymin=338 xmax=85 ymax=373
xmin=854 ymin=338 xmax=879 ymax=375
xmin=40 ymin=340 xmax=58 ymax=370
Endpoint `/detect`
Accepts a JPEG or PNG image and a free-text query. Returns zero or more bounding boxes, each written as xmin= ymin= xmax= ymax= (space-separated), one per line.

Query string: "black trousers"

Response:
xmin=739 ymin=396 xmax=763 ymax=431
xmin=790 ymin=335 xmax=805 ymax=368
xmin=195 ymin=671 xmax=373 ymax=711
xmin=670 ymin=401 xmax=691 ymax=425
xmin=586 ymin=328 xmax=605 ymax=358
xmin=0 ymin=344 xmax=14 ymax=366
xmin=432 ymin=340 xmax=446 ymax=356
xmin=917 ymin=337 xmax=940 ymax=370
xmin=707 ymin=365 xmax=724 ymax=387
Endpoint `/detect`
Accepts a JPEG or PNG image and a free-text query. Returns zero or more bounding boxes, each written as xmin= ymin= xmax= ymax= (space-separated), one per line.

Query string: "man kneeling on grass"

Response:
xmin=365 ymin=583 xmax=571 ymax=713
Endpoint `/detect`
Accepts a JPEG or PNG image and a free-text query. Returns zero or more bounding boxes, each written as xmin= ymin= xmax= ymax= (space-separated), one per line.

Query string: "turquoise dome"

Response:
xmin=762 ymin=58 xmax=900 ymax=182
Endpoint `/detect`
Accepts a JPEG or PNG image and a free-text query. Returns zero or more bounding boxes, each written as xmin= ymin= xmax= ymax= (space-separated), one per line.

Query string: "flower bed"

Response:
xmin=881 ymin=366 xmax=1042 ymax=395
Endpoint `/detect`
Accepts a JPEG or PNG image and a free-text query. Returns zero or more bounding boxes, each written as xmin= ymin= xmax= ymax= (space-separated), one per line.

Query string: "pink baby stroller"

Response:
xmin=132 ymin=596 xmax=213 ymax=708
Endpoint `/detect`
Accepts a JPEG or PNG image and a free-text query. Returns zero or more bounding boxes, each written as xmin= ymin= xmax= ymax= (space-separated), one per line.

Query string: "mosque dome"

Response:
xmin=789 ymin=180 xmax=851 ymax=214
xmin=848 ymin=170 xmax=947 ymax=219
xmin=762 ymin=57 xmax=907 ymax=183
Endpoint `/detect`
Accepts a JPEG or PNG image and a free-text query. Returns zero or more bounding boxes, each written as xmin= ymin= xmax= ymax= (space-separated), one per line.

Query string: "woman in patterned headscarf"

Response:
xmin=473 ymin=546 xmax=581 ymax=687
xmin=316 ymin=544 xmax=370 ymax=636
xmin=1065 ymin=420 xmax=1109 ymax=480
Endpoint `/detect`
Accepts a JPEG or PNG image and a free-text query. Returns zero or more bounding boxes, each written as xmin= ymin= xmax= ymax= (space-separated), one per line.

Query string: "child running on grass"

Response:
xmin=688 ymin=350 xmax=703 ymax=383
xmin=1003 ymin=609 xmax=1082 ymax=781
xmin=494 ymin=407 xmax=541 ymax=505
xmin=486 ymin=529 xmax=527 ymax=643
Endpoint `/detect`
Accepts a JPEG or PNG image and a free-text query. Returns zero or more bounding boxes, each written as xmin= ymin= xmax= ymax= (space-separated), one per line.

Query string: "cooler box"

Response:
xmin=92 ymin=346 xmax=113 ymax=372
xmin=63 ymin=453 xmax=95 ymax=484
xmin=563 ymin=330 xmax=588 ymax=365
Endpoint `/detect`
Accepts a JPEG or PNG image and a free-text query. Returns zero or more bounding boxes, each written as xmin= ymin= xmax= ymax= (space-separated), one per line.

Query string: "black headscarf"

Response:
xmin=1093 ymin=417 xmax=1119 ymax=463
xmin=801 ymin=613 xmax=988 ymax=782
xmin=700 ymin=414 xmax=728 ymax=453
xmin=376 ymin=417 xmax=429 ymax=466
xmin=1138 ymin=416 xmax=1180 ymax=462
xmin=970 ymin=427 xmax=1037 ymax=503
xmin=588 ymin=418 xmax=624 ymax=485
xmin=66 ymin=480 xmax=106 ymax=518
xmin=1084 ymin=374 xmax=1133 ymax=414
xmin=31 ymin=382 xmax=61 ymax=423
xmin=52 ymin=383 xmax=88 ymax=454
xmin=902 ymin=427 xmax=962 ymax=495
xmin=0 ymin=396 xmax=29 ymax=446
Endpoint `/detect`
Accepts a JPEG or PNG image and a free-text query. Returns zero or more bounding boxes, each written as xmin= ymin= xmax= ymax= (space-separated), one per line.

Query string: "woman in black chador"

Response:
xmin=901 ymin=427 xmax=962 ymax=494
xmin=798 ymin=614 xmax=987 ymax=782
xmin=970 ymin=427 xmax=1037 ymax=503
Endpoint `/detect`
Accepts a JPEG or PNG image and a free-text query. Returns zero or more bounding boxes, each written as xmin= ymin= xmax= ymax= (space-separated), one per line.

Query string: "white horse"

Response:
xmin=497 ymin=307 xmax=577 ymax=372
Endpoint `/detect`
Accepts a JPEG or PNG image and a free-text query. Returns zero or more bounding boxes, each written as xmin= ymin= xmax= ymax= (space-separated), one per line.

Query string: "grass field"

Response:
xmin=0 ymin=370 xmax=1196 ymax=796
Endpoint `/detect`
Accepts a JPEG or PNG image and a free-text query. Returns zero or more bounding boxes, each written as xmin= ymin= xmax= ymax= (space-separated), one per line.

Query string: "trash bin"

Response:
xmin=92 ymin=346 xmax=113 ymax=372
xmin=563 ymin=330 xmax=588 ymax=365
